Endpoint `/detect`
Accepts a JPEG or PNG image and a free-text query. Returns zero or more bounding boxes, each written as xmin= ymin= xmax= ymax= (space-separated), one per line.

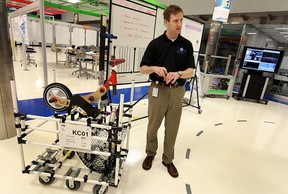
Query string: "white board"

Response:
xmin=154 ymin=7 xmax=165 ymax=38
xmin=55 ymin=23 xmax=70 ymax=45
xmin=181 ymin=18 xmax=204 ymax=52
xmin=45 ymin=22 xmax=53 ymax=44
xmin=72 ymin=27 xmax=85 ymax=46
xmin=30 ymin=20 xmax=40 ymax=44
xmin=110 ymin=0 xmax=156 ymax=48
xmin=110 ymin=0 xmax=156 ymax=82
xmin=154 ymin=8 xmax=204 ymax=52
xmin=86 ymin=29 xmax=97 ymax=46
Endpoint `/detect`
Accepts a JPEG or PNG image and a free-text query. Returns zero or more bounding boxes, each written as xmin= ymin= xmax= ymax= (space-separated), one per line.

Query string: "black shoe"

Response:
xmin=142 ymin=156 xmax=154 ymax=170
xmin=162 ymin=162 xmax=179 ymax=178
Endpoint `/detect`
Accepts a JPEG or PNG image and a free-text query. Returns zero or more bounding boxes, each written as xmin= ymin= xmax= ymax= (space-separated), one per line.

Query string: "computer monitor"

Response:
xmin=240 ymin=46 xmax=284 ymax=74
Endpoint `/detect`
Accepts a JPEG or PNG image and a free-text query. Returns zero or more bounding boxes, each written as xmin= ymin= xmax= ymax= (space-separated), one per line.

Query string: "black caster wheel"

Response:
xmin=226 ymin=96 xmax=230 ymax=100
xmin=93 ymin=184 xmax=108 ymax=194
xmin=38 ymin=176 xmax=55 ymax=185
xmin=63 ymin=150 xmax=75 ymax=159
xmin=50 ymin=157 xmax=57 ymax=164
xmin=198 ymin=109 xmax=202 ymax=114
xmin=65 ymin=180 xmax=81 ymax=190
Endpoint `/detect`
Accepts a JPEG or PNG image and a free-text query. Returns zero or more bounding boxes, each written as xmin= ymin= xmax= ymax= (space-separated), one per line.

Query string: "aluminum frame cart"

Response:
xmin=13 ymin=81 xmax=135 ymax=194
xmin=200 ymin=54 xmax=238 ymax=99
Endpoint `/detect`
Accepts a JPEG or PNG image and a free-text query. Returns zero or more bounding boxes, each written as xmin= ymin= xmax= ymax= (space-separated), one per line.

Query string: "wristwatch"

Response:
xmin=177 ymin=71 xmax=183 ymax=78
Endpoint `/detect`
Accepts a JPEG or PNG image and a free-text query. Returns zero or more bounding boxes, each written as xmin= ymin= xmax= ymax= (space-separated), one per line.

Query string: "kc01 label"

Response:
xmin=59 ymin=123 xmax=92 ymax=150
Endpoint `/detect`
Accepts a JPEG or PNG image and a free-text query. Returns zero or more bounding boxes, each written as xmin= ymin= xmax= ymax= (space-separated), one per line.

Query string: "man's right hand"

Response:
xmin=153 ymin=66 xmax=168 ymax=79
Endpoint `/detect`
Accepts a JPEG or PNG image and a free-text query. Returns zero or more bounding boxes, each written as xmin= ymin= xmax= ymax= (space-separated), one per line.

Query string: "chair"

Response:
xmin=90 ymin=45 xmax=100 ymax=53
xmin=267 ymin=74 xmax=281 ymax=94
xmin=67 ymin=45 xmax=78 ymax=66
xmin=72 ymin=47 xmax=95 ymax=79
xmin=22 ymin=47 xmax=37 ymax=67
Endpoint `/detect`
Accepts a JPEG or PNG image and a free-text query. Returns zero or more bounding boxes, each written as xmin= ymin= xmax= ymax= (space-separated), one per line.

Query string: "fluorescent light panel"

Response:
xmin=275 ymin=27 xmax=288 ymax=30
xmin=247 ymin=32 xmax=257 ymax=35
xmin=67 ymin=0 xmax=80 ymax=3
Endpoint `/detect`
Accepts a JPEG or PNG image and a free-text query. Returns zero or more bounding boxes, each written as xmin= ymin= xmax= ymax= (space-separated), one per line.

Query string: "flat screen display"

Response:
xmin=240 ymin=46 xmax=284 ymax=74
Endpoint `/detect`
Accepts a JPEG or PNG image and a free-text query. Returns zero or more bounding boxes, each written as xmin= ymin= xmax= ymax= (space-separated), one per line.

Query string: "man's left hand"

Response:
xmin=165 ymin=72 xmax=180 ymax=84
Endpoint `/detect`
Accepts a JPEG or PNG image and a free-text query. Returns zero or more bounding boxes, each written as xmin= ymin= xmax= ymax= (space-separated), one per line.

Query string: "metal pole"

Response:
xmin=39 ymin=0 xmax=48 ymax=87
xmin=126 ymin=81 xmax=135 ymax=149
xmin=8 ymin=17 xmax=17 ymax=61
xmin=99 ymin=14 xmax=106 ymax=85
xmin=84 ymin=28 xmax=87 ymax=46
xmin=53 ymin=70 xmax=56 ymax=83
xmin=236 ymin=24 xmax=247 ymax=60
xmin=11 ymin=80 xmax=26 ymax=169
xmin=233 ymin=24 xmax=246 ymax=82
xmin=0 ymin=0 xmax=17 ymax=139
xmin=70 ymin=24 xmax=73 ymax=47
xmin=52 ymin=22 xmax=56 ymax=50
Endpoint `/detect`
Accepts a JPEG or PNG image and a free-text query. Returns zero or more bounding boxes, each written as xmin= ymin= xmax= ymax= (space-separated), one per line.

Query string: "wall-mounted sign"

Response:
xmin=212 ymin=0 xmax=232 ymax=22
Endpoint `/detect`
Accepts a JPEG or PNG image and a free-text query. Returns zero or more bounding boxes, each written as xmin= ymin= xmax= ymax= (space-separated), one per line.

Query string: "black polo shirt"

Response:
xmin=140 ymin=31 xmax=195 ymax=86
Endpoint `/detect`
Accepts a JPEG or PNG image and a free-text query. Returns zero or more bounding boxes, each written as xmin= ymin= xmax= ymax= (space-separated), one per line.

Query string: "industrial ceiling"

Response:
xmin=6 ymin=0 xmax=288 ymax=45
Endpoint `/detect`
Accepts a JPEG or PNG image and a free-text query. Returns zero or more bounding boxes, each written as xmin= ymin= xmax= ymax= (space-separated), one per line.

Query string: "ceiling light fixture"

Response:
xmin=247 ymin=32 xmax=257 ymax=35
xmin=67 ymin=0 xmax=80 ymax=3
xmin=275 ymin=27 xmax=288 ymax=30
xmin=279 ymin=32 xmax=288 ymax=34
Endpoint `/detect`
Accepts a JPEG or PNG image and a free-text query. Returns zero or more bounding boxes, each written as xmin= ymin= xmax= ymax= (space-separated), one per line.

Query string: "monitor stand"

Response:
xmin=233 ymin=72 xmax=270 ymax=104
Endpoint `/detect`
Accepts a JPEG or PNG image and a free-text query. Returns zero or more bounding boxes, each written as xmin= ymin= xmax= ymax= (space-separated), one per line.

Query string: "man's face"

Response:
xmin=165 ymin=12 xmax=183 ymax=35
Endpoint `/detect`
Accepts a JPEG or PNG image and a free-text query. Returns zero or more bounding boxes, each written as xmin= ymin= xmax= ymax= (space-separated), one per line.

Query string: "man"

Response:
xmin=140 ymin=5 xmax=195 ymax=178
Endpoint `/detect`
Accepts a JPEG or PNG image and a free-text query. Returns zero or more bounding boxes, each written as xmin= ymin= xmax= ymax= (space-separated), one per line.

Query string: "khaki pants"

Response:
xmin=146 ymin=81 xmax=186 ymax=163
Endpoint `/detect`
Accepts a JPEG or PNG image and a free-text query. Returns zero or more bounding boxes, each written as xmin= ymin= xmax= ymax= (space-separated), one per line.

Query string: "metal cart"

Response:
xmin=13 ymin=81 xmax=135 ymax=194
xmin=199 ymin=54 xmax=238 ymax=99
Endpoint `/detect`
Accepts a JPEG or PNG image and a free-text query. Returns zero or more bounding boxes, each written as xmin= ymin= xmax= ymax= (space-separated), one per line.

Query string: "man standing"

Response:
xmin=140 ymin=5 xmax=195 ymax=178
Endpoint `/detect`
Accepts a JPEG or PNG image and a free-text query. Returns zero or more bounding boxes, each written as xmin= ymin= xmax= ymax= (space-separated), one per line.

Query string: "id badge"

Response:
xmin=152 ymin=87 xmax=158 ymax=97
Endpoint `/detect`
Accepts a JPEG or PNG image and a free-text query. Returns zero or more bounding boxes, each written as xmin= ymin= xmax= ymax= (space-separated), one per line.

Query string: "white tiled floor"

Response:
xmin=1 ymin=47 xmax=288 ymax=194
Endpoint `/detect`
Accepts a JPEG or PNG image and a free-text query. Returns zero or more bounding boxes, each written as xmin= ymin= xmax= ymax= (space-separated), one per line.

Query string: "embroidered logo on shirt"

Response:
xmin=177 ymin=47 xmax=187 ymax=54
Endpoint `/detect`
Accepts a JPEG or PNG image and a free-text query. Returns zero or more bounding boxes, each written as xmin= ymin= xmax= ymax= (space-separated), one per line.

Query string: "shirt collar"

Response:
xmin=163 ymin=30 xmax=181 ymax=43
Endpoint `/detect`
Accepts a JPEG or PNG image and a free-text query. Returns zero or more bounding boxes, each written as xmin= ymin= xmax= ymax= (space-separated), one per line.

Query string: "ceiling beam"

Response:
xmin=6 ymin=4 xmax=22 ymax=9
xmin=267 ymin=13 xmax=275 ymax=20
xmin=9 ymin=1 xmax=40 ymax=18
xmin=142 ymin=0 xmax=167 ymax=9
xmin=239 ymin=13 xmax=249 ymax=21
xmin=44 ymin=1 xmax=102 ymax=17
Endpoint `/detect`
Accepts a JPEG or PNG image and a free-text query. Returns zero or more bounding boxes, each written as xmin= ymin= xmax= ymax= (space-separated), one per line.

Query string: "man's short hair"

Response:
xmin=163 ymin=5 xmax=183 ymax=21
